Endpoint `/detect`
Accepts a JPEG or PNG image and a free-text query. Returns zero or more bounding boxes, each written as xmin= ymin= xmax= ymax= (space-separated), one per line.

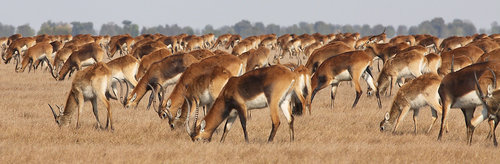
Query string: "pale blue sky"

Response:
xmin=1 ymin=0 xmax=499 ymax=30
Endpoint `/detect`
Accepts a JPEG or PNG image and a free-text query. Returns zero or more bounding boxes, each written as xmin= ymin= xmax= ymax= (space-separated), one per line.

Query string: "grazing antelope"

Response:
xmin=52 ymin=45 xmax=78 ymax=76
xmin=304 ymin=41 xmax=354 ymax=74
xmin=225 ymin=35 xmax=242 ymax=49
xmin=310 ymin=50 xmax=382 ymax=109
xmin=474 ymin=71 xmax=500 ymax=146
xmin=16 ymin=42 xmax=54 ymax=73
xmin=135 ymin=49 xmax=171 ymax=80
xmin=231 ymin=40 xmax=253 ymax=56
xmin=158 ymin=66 xmax=234 ymax=129
xmin=107 ymin=35 xmax=135 ymax=58
xmin=468 ymin=38 xmax=500 ymax=53
xmin=477 ymin=48 xmax=500 ymax=63
xmin=189 ymin=65 xmax=303 ymax=142
xmin=417 ymin=36 xmax=440 ymax=52
xmin=49 ymin=62 xmax=116 ymax=130
xmin=186 ymin=36 xmax=205 ymax=52
xmin=437 ymin=61 xmax=500 ymax=145
xmin=106 ymin=55 xmax=140 ymax=99
xmin=157 ymin=55 xmax=244 ymax=127
xmin=238 ymin=47 xmax=271 ymax=72
xmin=259 ymin=36 xmax=277 ymax=50
xmin=211 ymin=34 xmax=232 ymax=50
xmin=3 ymin=37 xmax=36 ymax=64
xmin=376 ymin=50 xmax=426 ymax=96
xmin=123 ymin=53 xmax=199 ymax=109
xmin=390 ymin=35 xmax=416 ymax=46
xmin=201 ymin=33 xmax=215 ymax=49
xmin=130 ymin=40 xmax=167 ymax=59
xmin=304 ymin=42 xmax=323 ymax=59
xmin=438 ymin=45 xmax=484 ymax=76
xmin=380 ymin=73 xmax=447 ymax=134
xmin=53 ymin=43 xmax=105 ymax=80
xmin=424 ymin=53 xmax=441 ymax=74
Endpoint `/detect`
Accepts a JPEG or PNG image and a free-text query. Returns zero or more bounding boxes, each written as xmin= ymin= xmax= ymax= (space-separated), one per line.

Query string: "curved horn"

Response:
xmin=487 ymin=68 xmax=497 ymax=90
xmin=184 ymin=96 xmax=193 ymax=136
xmin=474 ymin=71 xmax=485 ymax=99
xmin=48 ymin=104 xmax=58 ymax=120
xmin=123 ymin=78 xmax=130 ymax=106
xmin=113 ymin=77 xmax=124 ymax=104
xmin=146 ymin=83 xmax=156 ymax=111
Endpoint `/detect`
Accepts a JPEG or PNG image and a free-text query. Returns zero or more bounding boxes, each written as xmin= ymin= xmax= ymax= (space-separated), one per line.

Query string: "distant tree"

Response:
xmin=99 ymin=22 xmax=122 ymax=36
xmin=314 ymin=21 xmax=330 ymax=35
xmin=0 ymin=23 xmax=15 ymax=37
xmin=385 ymin=25 xmax=396 ymax=38
xmin=122 ymin=20 xmax=139 ymax=37
xmin=16 ymin=24 xmax=35 ymax=37
xmin=491 ymin=22 xmax=500 ymax=34
xmin=38 ymin=21 xmax=71 ymax=35
xmin=202 ymin=24 xmax=215 ymax=34
xmin=408 ymin=26 xmax=418 ymax=35
xmin=71 ymin=22 xmax=96 ymax=35
xmin=341 ymin=24 xmax=354 ymax=33
xmin=371 ymin=24 xmax=385 ymax=35
xmin=234 ymin=20 xmax=253 ymax=37
xmin=430 ymin=17 xmax=446 ymax=37
xmin=397 ymin=25 xmax=408 ymax=35
xmin=299 ymin=22 xmax=314 ymax=34
xmin=360 ymin=24 xmax=371 ymax=36
xmin=266 ymin=24 xmax=280 ymax=35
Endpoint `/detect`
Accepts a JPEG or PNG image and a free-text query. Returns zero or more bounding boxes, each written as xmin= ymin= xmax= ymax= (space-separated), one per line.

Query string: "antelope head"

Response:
xmin=474 ymin=69 xmax=500 ymax=119
xmin=48 ymin=104 xmax=70 ymax=127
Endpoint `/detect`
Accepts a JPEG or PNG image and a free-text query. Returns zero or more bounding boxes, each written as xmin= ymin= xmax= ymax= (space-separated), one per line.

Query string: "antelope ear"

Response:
xmin=487 ymin=85 xmax=494 ymax=98
xmin=200 ymin=120 xmax=206 ymax=132
xmin=384 ymin=112 xmax=390 ymax=121
xmin=167 ymin=99 xmax=172 ymax=107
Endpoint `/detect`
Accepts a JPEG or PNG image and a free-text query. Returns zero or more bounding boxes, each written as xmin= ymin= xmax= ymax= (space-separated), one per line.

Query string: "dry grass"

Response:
xmin=0 ymin=56 xmax=499 ymax=164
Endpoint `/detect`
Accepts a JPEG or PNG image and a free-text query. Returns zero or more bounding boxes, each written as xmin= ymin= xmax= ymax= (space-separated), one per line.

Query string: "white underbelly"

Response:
xmin=163 ymin=73 xmax=182 ymax=86
xmin=245 ymin=93 xmax=268 ymax=110
xmin=452 ymin=91 xmax=481 ymax=108
xmin=409 ymin=94 xmax=427 ymax=108
xmin=81 ymin=58 xmax=96 ymax=67
xmin=398 ymin=67 xmax=414 ymax=79
xmin=333 ymin=70 xmax=351 ymax=83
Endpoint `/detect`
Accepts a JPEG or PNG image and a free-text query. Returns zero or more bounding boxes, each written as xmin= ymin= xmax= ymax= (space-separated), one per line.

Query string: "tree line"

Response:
xmin=0 ymin=17 xmax=499 ymax=38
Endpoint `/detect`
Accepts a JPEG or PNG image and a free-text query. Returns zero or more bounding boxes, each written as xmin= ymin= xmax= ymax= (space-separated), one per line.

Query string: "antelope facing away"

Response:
xmin=311 ymin=50 xmax=382 ymax=109
xmin=189 ymin=65 xmax=305 ymax=142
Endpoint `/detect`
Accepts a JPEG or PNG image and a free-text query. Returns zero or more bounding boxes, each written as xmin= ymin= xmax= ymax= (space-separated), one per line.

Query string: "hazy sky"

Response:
xmin=1 ymin=0 xmax=499 ymax=31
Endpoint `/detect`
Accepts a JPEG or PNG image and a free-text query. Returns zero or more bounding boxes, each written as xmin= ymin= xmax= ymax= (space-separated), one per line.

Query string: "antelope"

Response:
xmin=437 ymin=61 xmax=500 ymax=145
xmin=303 ymin=42 xmax=323 ymax=59
xmin=7 ymin=34 xmax=22 ymax=46
xmin=189 ymin=65 xmax=305 ymax=142
xmin=474 ymin=71 xmax=500 ymax=146
xmin=477 ymin=48 xmax=500 ymax=63
xmin=157 ymin=54 xmax=244 ymax=127
xmin=201 ymin=33 xmax=215 ymax=49
xmin=468 ymin=38 xmax=500 ymax=53
xmin=106 ymin=55 xmax=140 ymax=99
xmin=157 ymin=36 xmax=179 ymax=53
xmin=376 ymin=50 xmax=427 ymax=96
xmin=130 ymin=40 xmax=167 ymax=59
xmin=158 ymin=66 xmax=233 ymax=129
xmin=52 ymin=45 xmax=78 ymax=77
xmin=380 ymin=73 xmax=447 ymax=134
xmin=48 ymin=62 xmax=116 ymax=130
xmin=424 ymin=53 xmax=441 ymax=74
xmin=304 ymin=41 xmax=354 ymax=74
xmin=3 ymin=37 xmax=36 ymax=64
xmin=135 ymin=49 xmax=171 ymax=80
xmin=390 ymin=35 xmax=416 ymax=46
xmin=231 ymin=40 xmax=253 ymax=56
xmin=259 ymin=36 xmax=277 ymax=50
xmin=53 ymin=43 xmax=105 ymax=81
xmin=107 ymin=35 xmax=135 ymax=58
xmin=310 ymin=50 xmax=382 ymax=109
xmin=186 ymin=36 xmax=205 ymax=52
xmin=369 ymin=29 xmax=387 ymax=43
xmin=440 ymin=36 xmax=472 ymax=52
xmin=417 ymin=36 xmax=440 ymax=53
xmin=16 ymin=42 xmax=54 ymax=73
xmin=123 ymin=53 xmax=199 ymax=109
xmin=238 ymin=47 xmax=271 ymax=72
xmin=211 ymin=34 xmax=232 ymax=49
xmin=438 ymin=45 xmax=484 ymax=76
xmin=225 ymin=35 xmax=242 ymax=49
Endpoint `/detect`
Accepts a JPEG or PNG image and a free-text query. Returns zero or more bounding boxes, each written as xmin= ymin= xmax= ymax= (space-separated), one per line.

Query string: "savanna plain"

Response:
xmin=0 ymin=54 xmax=499 ymax=163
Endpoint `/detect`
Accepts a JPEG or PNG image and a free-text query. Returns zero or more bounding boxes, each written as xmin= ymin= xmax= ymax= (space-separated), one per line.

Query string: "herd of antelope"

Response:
xmin=2 ymin=31 xmax=500 ymax=146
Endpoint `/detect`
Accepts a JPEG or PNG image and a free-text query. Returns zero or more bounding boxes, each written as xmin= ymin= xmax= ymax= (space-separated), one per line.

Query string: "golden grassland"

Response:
xmin=0 ymin=57 xmax=499 ymax=163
